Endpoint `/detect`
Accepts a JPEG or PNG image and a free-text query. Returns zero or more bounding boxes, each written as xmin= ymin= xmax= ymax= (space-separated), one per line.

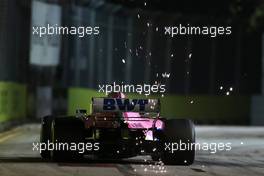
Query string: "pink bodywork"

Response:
xmin=106 ymin=92 xmax=164 ymax=140
xmin=123 ymin=112 xmax=164 ymax=140
xmin=123 ymin=112 xmax=163 ymax=129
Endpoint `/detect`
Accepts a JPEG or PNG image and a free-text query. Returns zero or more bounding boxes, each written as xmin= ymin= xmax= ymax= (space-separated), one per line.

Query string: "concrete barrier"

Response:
xmin=0 ymin=82 xmax=27 ymax=124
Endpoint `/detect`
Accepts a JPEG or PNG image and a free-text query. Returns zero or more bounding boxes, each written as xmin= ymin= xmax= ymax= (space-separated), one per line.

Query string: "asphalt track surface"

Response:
xmin=0 ymin=124 xmax=263 ymax=176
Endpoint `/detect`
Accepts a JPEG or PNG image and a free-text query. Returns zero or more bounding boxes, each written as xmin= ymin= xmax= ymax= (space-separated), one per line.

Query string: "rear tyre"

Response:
xmin=50 ymin=117 xmax=85 ymax=161
xmin=161 ymin=119 xmax=195 ymax=165
xmin=40 ymin=115 xmax=54 ymax=159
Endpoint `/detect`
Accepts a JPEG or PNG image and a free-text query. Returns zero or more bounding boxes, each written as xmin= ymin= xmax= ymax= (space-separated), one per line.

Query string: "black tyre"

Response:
xmin=40 ymin=115 xmax=54 ymax=159
xmin=161 ymin=119 xmax=195 ymax=165
xmin=50 ymin=117 xmax=85 ymax=161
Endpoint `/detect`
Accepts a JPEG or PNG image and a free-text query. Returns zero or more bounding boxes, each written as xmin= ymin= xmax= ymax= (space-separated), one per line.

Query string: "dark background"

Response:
xmin=1 ymin=0 xmax=263 ymax=94
xmin=0 ymin=0 xmax=263 ymax=124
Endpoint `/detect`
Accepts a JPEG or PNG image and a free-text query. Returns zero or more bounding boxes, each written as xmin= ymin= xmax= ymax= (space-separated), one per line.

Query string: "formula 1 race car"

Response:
xmin=40 ymin=92 xmax=195 ymax=165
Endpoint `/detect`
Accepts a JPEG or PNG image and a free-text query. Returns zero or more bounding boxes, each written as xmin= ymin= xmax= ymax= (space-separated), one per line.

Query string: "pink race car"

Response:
xmin=40 ymin=92 xmax=195 ymax=165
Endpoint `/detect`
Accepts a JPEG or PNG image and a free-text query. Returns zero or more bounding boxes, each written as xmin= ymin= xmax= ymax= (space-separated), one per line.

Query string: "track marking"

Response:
xmin=116 ymin=164 xmax=142 ymax=176
xmin=0 ymin=128 xmax=22 ymax=143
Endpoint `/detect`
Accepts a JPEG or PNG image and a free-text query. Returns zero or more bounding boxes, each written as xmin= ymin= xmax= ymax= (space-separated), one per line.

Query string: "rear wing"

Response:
xmin=92 ymin=98 xmax=160 ymax=113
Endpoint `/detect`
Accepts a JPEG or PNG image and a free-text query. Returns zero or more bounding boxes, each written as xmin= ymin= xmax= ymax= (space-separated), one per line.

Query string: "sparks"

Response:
xmin=162 ymin=72 xmax=170 ymax=78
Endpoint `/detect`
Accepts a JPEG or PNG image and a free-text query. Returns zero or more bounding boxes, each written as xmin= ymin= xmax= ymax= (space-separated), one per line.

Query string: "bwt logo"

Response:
xmin=103 ymin=99 xmax=148 ymax=111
